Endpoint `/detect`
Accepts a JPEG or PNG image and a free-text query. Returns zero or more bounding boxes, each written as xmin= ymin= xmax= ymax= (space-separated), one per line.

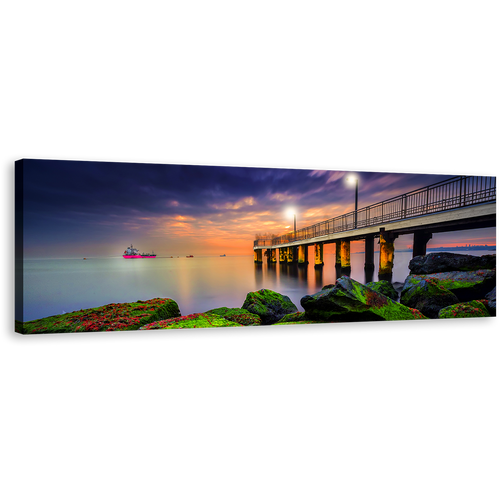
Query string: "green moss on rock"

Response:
xmin=365 ymin=280 xmax=399 ymax=301
xmin=140 ymin=313 xmax=243 ymax=330
xmin=400 ymin=277 xmax=460 ymax=318
xmin=438 ymin=300 xmax=491 ymax=319
xmin=276 ymin=312 xmax=307 ymax=323
xmin=205 ymin=307 xmax=262 ymax=326
xmin=403 ymin=270 xmax=495 ymax=302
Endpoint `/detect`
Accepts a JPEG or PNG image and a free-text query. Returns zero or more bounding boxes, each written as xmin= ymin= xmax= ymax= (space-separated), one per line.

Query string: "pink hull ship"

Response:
xmin=123 ymin=244 xmax=156 ymax=259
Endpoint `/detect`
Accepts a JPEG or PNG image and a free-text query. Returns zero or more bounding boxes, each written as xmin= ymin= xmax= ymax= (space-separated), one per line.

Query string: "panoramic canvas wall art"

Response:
xmin=15 ymin=159 xmax=496 ymax=334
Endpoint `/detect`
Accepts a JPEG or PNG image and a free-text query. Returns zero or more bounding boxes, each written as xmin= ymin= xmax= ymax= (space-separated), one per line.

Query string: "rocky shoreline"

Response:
xmin=17 ymin=252 xmax=496 ymax=334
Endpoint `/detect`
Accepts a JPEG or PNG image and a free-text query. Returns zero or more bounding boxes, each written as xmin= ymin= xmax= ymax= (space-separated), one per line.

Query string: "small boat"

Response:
xmin=83 ymin=258 xmax=86 ymax=260
xmin=220 ymin=254 xmax=226 ymax=257
xmin=186 ymin=255 xmax=194 ymax=258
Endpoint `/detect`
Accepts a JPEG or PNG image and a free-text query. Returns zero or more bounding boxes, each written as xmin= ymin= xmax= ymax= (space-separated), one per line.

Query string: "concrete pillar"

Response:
xmin=412 ymin=231 xmax=432 ymax=258
xmin=378 ymin=231 xmax=397 ymax=281
xmin=335 ymin=241 xmax=342 ymax=269
xmin=298 ymin=245 xmax=308 ymax=266
xmin=364 ymin=235 xmax=375 ymax=271
xmin=269 ymin=248 xmax=277 ymax=264
xmin=254 ymin=249 xmax=263 ymax=264
xmin=314 ymin=243 xmax=324 ymax=268
xmin=279 ymin=248 xmax=286 ymax=263
xmin=286 ymin=247 xmax=296 ymax=264
xmin=340 ymin=240 xmax=351 ymax=271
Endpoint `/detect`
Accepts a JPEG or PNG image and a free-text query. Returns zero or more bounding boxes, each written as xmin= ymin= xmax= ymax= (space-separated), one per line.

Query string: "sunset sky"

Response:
xmin=19 ymin=159 xmax=496 ymax=258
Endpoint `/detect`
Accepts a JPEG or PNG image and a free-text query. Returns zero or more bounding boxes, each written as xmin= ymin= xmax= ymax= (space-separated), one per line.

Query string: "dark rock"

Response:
xmin=242 ymin=289 xmax=298 ymax=325
xmin=485 ymin=287 xmax=496 ymax=316
xmin=400 ymin=276 xmax=460 ymax=318
xmin=301 ymin=276 xmax=428 ymax=322
xmin=402 ymin=270 xmax=495 ymax=302
xmin=409 ymin=252 xmax=495 ymax=274
xmin=321 ymin=284 xmax=335 ymax=290
xmin=365 ymin=280 xmax=399 ymax=301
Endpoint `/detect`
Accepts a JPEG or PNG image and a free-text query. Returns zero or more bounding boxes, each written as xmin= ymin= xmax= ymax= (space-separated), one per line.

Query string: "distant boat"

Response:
xmin=83 ymin=258 xmax=86 ymax=260
xmin=220 ymin=254 xmax=226 ymax=257
xmin=123 ymin=243 xmax=156 ymax=259
xmin=186 ymin=255 xmax=194 ymax=258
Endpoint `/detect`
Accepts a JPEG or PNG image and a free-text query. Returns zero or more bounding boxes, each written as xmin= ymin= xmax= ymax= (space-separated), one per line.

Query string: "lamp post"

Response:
xmin=346 ymin=175 xmax=359 ymax=228
xmin=286 ymin=208 xmax=296 ymax=240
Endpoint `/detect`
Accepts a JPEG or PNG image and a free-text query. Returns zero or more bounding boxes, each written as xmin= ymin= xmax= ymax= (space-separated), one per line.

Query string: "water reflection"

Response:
xmin=254 ymin=263 xmax=263 ymax=289
xmin=314 ymin=267 xmax=323 ymax=288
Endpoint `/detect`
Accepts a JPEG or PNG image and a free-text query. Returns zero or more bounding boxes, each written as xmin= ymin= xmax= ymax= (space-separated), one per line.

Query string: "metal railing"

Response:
xmin=254 ymin=175 xmax=496 ymax=247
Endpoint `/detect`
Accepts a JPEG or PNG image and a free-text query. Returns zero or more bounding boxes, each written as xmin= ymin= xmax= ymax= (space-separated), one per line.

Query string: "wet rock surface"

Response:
xmin=242 ymin=289 xmax=298 ymax=325
xmin=409 ymin=252 xmax=495 ymax=274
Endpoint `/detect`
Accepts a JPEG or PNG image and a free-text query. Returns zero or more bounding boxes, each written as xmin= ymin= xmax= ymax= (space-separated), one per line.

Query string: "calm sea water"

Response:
xmin=22 ymin=250 xmax=495 ymax=322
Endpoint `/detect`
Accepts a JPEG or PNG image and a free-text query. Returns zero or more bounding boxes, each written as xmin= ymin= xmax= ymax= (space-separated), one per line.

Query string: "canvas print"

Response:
xmin=15 ymin=159 xmax=496 ymax=334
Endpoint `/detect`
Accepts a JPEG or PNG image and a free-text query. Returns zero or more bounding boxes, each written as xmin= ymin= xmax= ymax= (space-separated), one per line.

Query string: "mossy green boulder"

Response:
xmin=139 ymin=313 xmax=243 ymax=330
xmin=402 ymin=270 xmax=495 ymax=302
xmin=400 ymin=276 xmax=460 ymax=318
xmin=204 ymin=307 xmax=262 ymax=326
xmin=438 ymin=300 xmax=491 ymax=319
xmin=242 ymin=289 xmax=298 ymax=325
xmin=19 ymin=298 xmax=181 ymax=334
xmin=301 ymin=276 xmax=428 ymax=322
xmin=365 ymin=280 xmax=399 ymax=301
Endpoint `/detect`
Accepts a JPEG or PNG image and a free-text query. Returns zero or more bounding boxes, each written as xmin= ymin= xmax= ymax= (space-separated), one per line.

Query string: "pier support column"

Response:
xmin=286 ymin=247 xmax=296 ymax=264
xmin=298 ymin=245 xmax=308 ymax=266
xmin=412 ymin=231 xmax=432 ymax=258
xmin=314 ymin=243 xmax=324 ymax=268
xmin=269 ymin=248 xmax=277 ymax=264
xmin=378 ymin=230 xmax=398 ymax=281
xmin=254 ymin=249 xmax=263 ymax=264
xmin=335 ymin=241 xmax=342 ymax=269
xmin=364 ymin=235 xmax=375 ymax=271
xmin=340 ymin=240 xmax=351 ymax=272
xmin=279 ymin=248 xmax=286 ymax=263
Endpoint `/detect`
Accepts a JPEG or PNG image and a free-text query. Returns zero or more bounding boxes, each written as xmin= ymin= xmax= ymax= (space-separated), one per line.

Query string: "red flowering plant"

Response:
xmin=21 ymin=298 xmax=180 ymax=334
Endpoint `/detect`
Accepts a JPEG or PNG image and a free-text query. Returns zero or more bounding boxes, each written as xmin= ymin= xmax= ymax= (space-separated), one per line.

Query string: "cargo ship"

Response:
xmin=123 ymin=244 xmax=156 ymax=259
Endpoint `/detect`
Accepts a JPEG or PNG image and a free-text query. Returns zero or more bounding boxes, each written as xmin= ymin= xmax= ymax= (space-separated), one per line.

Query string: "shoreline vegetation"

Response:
xmin=16 ymin=252 xmax=496 ymax=334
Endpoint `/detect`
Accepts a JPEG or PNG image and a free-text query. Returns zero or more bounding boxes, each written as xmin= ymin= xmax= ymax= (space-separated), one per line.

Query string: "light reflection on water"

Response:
xmin=22 ymin=250 xmax=495 ymax=322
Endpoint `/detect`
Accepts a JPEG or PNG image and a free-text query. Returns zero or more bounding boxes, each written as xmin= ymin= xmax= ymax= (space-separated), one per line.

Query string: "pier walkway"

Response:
xmin=253 ymin=175 xmax=496 ymax=280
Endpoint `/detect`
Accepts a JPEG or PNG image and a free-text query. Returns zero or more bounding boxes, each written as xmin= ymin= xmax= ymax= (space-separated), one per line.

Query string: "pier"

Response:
xmin=253 ymin=175 xmax=496 ymax=281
